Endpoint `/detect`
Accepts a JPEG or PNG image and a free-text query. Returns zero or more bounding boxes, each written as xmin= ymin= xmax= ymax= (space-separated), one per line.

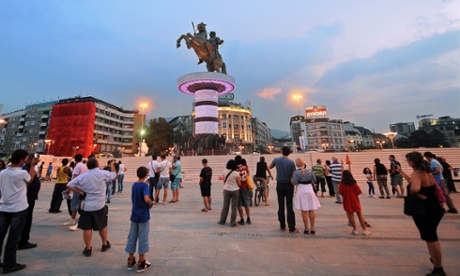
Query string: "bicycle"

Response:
xmin=253 ymin=176 xmax=271 ymax=206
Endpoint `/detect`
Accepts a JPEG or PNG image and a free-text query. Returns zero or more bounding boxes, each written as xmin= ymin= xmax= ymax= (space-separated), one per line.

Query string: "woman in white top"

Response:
xmin=325 ymin=160 xmax=335 ymax=197
xmin=292 ymin=158 xmax=321 ymax=234
xmin=218 ymin=160 xmax=241 ymax=227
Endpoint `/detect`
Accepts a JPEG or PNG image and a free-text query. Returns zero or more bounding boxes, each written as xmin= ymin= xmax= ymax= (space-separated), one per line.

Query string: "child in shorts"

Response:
xmin=125 ymin=166 xmax=153 ymax=272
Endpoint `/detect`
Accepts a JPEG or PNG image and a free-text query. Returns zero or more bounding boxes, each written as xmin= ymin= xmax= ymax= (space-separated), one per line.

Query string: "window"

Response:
xmin=222 ymin=123 xmax=227 ymax=129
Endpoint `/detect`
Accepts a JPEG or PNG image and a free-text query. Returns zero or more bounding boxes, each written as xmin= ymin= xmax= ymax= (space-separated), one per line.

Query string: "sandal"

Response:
xmin=201 ymin=208 xmax=208 ymax=212
xmin=310 ymin=230 xmax=316 ymax=235
xmin=303 ymin=229 xmax=309 ymax=234
xmin=365 ymin=222 xmax=371 ymax=228
xmin=169 ymin=200 xmax=176 ymax=203
xmin=289 ymin=228 xmax=301 ymax=234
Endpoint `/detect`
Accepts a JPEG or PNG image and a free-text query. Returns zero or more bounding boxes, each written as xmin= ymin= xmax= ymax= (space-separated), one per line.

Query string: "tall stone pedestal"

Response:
xmin=177 ymin=72 xmax=235 ymax=135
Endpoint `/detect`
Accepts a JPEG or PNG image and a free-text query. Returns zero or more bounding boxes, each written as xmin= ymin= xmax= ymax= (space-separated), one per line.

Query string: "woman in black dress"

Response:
xmin=400 ymin=152 xmax=445 ymax=276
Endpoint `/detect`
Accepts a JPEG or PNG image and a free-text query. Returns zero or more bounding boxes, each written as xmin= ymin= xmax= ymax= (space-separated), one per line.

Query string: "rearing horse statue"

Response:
xmin=177 ymin=22 xmax=227 ymax=74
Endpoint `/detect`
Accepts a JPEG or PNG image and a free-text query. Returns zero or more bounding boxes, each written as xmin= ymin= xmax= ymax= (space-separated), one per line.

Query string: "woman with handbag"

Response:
xmin=400 ymin=152 xmax=445 ymax=276
xmin=218 ymin=160 xmax=241 ymax=227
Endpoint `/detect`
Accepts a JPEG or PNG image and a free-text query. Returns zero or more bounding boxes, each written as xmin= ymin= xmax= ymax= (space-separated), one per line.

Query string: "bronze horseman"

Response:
xmin=177 ymin=22 xmax=227 ymax=74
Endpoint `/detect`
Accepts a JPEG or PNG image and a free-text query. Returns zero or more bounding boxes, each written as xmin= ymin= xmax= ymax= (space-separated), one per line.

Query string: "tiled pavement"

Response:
xmin=9 ymin=151 xmax=460 ymax=275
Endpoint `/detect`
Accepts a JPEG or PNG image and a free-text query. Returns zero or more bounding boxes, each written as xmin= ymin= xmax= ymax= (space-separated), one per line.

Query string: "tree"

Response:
xmin=428 ymin=129 xmax=449 ymax=147
xmin=395 ymin=137 xmax=412 ymax=148
xmin=144 ymin=117 xmax=174 ymax=155
xmin=401 ymin=129 xmax=449 ymax=148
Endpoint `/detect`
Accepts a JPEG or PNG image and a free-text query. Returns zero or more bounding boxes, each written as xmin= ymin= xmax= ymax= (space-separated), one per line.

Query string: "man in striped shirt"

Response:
xmin=329 ymin=157 xmax=343 ymax=204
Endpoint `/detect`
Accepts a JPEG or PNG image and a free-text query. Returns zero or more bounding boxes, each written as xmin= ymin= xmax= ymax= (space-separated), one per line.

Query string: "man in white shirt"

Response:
xmin=64 ymin=154 xmax=88 ymax=229
xmin=0 ymin=149 xmax=37 ymax=274
xmin=67 ymin=158 xmax=116 ymax=257
xmin=147 ymin=155 xmax=160 ymax=202
xmin=155 ymin=155 xmax=172 ymax=205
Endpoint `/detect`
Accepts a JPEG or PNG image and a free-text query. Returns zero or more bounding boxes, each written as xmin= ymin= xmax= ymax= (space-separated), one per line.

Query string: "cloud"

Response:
xmin=316 ymin=29 xmax=460 ymax=89
xmin=257 ymin=88 xmax=282 ymax=100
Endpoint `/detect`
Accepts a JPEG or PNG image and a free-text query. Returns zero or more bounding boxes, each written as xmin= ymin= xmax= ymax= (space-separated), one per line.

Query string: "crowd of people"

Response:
xmin=0 ymin=147 xmax=457 ymax=275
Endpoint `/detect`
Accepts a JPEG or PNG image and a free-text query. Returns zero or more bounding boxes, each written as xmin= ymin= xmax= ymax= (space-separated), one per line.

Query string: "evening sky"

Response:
xmin=1 ymin=0 xmax=459 ymax=132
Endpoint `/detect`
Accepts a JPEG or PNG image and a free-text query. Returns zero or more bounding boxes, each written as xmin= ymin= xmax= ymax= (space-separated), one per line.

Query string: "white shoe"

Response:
xmin=69 ymin=224 xmax=79 ymax=231
xmin=62 ymin=219 xmax=76 ymax=226
xmin=351 ymin=229 xmax=358 ymax=235
xmin=363 ymin=230 xmax=371 ymax=237
xmin=372 ymin=195 xmax=378 ymax=199
xmin=368 ymin=195 xmax=373 ymax=198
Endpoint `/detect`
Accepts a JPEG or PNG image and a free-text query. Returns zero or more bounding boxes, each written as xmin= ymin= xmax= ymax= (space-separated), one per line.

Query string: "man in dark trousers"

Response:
xmin=0 ymin=149 xmax=37 ymax=273
xmin=18 ymin=153 xmax=41 ymax=250
xmin=269 ymin=146 xmax=298 ymax=233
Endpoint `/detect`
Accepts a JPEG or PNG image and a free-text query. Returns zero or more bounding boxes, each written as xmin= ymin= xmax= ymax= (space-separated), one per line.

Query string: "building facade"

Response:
xmin=0 ymin=101 xmax=56 ymax=155
xmin=289 ymin=116 xmax=307 ymax=150
xmin=252 ymin=117 xmax=274 ymax=153
xmin=390 ymin=122 xmax=415 ymax=137
xmin=419 ymin=116 xmax=460 ymax=147
xmin=216 ymin=102 xmax=253 ymax=153
xmin=1 ymin=96 xmax=140 ymax=157
xmin=305 ymin=118 xmax=346 ymax=151
xmin=344 ymin=122 xmax=375 ymax=149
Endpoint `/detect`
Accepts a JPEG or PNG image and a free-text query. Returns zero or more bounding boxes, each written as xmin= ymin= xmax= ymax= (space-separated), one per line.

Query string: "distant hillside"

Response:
xmin=271 ymin=129 xmax=289 ymax=139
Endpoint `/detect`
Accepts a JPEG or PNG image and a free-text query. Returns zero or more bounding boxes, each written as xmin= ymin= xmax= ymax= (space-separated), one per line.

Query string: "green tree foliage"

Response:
xmin=395 ymin=129 xmax=448 ymax=148
xmin=144 ymin=117 xmax=174 ymax=155
xmin=173 ymin=130 xmax=192 ymax=152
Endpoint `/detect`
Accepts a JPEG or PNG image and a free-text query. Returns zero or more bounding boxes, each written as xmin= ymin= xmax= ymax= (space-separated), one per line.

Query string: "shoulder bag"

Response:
xmin=403 ymin=184 xmax=426 ymax=217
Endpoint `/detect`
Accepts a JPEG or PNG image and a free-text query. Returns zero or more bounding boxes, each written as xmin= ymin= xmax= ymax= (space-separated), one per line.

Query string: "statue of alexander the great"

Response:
xmin=177 ymin=22 xmax=227 ymax=74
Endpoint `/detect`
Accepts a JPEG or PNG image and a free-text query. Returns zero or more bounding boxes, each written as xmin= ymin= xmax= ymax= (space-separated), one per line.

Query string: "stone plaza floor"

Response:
xmin=10 ymin=151 xmax=460 ymax=275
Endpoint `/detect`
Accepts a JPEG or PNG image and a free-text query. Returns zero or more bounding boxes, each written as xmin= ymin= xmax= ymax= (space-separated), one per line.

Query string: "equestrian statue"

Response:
xmin=177 ymin=22 xmax=227 ymax=74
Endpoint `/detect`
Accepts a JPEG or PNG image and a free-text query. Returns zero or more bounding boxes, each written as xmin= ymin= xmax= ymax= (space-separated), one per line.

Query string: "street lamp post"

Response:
xmin=347 ymin=139 xmax=354 ymax=151
xmin=376 ymin=140 xmax=385 ymax=150
xmin=139 ymin=103 xmax=148 ymax=157
xmin=45 ymin=139 xmax=54 ymax=155
xmin=383 ymin=132 xmax=398 ymax=148
xmin=73 ymin=146 xmax=79 ymax=156
xmin=293 ymin=95 xmax=303 ymax=116
xmin=293 ymin=95 xmax=304 ymax=150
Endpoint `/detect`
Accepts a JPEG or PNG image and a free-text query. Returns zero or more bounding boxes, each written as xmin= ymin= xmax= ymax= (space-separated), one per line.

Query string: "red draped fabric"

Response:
xmin=47 ymin=102 xmax=96 ymax=157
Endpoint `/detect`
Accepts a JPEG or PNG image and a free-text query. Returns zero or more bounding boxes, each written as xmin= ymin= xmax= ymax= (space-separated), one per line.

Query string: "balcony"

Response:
xmin=19 ymin=118 xmax=25 ymax=122
xmin=18 ymin=125 xmax=24 ymax=129
xmin=39 ymin=131 xmax=46 ymax=135
xmin=41 ymin=115 xmax=49 ymax=119
xmin=40 ymin=122 xmax=47 ymax=127
xmin=16 ymin=133 xmax=23 ymax=137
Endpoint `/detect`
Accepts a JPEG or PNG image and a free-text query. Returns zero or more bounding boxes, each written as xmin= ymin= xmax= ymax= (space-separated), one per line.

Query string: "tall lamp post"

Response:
xmin=72 ymin=146 xmax=80 ymax=156
xmin=139 ymin=103 xmax=148 ymax=157
xmin=293 ymin=95 xmax=304 ymax=150
xmin=346 ymin=139 xmax=354 ymax=151
xmin=383 ymin=132 xmax=397 ymax=148
xmin=45 ymin=139 xmax=54 ymax=155
xmin=293 ymin=95 xmax=303 ymax=116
